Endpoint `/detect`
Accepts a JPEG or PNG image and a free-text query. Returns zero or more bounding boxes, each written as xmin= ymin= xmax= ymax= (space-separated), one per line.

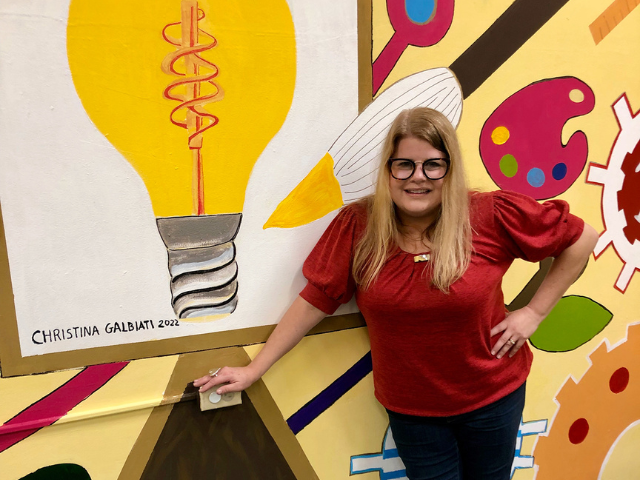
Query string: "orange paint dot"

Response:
xmin=491 ymin=126 xmax=510 ymax=145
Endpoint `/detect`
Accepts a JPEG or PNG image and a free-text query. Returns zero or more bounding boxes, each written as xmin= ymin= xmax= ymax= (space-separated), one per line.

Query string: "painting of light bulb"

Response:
xmin=67 ymin=0 xmax=296 ymax=320
xmin=265 ymin=67 xmax=462 ymax=229
xmin=157 ymin=1 xmax=240 ymax=319
xmin=0 ymin=0 xmax=360 ymax=357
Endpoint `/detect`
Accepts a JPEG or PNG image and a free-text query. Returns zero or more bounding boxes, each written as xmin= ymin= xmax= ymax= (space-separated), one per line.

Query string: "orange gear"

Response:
xmin=534 ymin=323 xmax=640 ymax=479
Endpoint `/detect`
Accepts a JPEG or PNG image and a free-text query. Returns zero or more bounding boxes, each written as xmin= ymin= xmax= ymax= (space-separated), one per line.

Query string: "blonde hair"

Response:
xmin=352 ymin=107 xmax=472 ymax=292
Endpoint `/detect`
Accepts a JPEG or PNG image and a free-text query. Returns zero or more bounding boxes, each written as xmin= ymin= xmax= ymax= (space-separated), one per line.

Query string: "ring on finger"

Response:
xmin=209 ymin=368 xmax=221 ymax=377
xmin=507 ymin=339 xmax=516 ymax=346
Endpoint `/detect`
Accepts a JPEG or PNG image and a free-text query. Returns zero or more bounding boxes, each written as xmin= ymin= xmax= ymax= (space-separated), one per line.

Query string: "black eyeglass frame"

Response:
xmin=387 ymin=157 xmax=451 ymax=181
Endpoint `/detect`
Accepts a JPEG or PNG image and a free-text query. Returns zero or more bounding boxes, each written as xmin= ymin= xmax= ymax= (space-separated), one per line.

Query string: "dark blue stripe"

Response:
xmin=287 ymin=351 xmax=373 ymax=434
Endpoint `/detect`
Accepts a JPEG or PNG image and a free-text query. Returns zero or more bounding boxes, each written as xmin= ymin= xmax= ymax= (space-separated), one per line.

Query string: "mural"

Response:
xmin=534 ymin=323 xmax=640 ymax=479
xmin=589 ymin=0 xmax=640 ymax=44
xmin=265 ymin=67 xmax=462 ymax=229
xmin=0 ymin=363 xmax=128 ymax=452
xmin=479 ymin=77 xmax=595 ymax=199
xmin=1 ymin=0 xmax=639 ymax=479
xmin=587 ymin=93 xmax=640 ymax=293
xmin=372 ymin=0 xmax=455 ymax=94
xmin=512 ymin=418 xmax=548 ymax=478
xmin=20 ymin=464 xmax=91 ymax=480
xmin=351 ymin=426 xmax=407 ymax=479
xmin=0 ymin=0 xmax=355 ymax=359
xmin=529 ymin=295 xmax=613 ymax=352
xmin=68 ymin=0 xmax=295 ymax=323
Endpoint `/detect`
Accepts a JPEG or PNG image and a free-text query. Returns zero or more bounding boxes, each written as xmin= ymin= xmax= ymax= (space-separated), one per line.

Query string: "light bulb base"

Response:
xmin=156 ymin=213 xmax=242 ymax=321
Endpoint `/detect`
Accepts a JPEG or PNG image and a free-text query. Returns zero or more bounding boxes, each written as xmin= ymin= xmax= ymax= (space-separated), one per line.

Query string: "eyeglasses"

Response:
xmin=388 ymin=158 xmax=450 ymax=180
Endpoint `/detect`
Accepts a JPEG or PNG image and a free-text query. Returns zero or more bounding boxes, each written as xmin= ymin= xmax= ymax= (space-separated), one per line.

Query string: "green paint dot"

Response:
xmin=499 ymin=154 xmax=518 ymax=177
xmin=21 ymin=464 xmax=91 ymax=480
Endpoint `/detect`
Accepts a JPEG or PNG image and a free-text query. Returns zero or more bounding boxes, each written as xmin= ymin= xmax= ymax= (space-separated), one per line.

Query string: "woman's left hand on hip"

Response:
xmin=490 ymin=306 xmax=544 ymax=359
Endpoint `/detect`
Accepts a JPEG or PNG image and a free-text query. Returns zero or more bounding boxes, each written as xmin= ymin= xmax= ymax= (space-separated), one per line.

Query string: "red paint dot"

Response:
xmin=569 ymin=418 xmax=589 ymax=444
xmin=609 ymin=367 xmax=630 ymax=393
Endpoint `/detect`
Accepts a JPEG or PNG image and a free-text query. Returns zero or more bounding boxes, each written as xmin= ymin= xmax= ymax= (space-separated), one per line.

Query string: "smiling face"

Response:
xmin=389 ymin=136 xmax=446 ymax=228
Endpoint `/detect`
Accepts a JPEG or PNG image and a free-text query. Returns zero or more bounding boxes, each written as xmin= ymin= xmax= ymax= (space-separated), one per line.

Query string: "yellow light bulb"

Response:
xmin=67 ymin=0 xmax=296 ymax=319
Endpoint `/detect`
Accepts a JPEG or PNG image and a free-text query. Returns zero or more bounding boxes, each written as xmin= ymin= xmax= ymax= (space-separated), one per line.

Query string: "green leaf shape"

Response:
xmin=530 ymin=295 xmax=612 ymax=352
xmin=21 ymin=464 xmax=91 ymax=480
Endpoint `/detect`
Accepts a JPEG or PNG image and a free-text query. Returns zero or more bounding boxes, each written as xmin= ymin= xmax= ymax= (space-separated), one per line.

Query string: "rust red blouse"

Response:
xmin=299 ymin=190 xmax=584 ymax=416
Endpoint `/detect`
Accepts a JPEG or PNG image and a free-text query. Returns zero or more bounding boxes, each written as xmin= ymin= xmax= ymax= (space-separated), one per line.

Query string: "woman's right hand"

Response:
xmin=193 ymin=365 xmax=261 ymax=395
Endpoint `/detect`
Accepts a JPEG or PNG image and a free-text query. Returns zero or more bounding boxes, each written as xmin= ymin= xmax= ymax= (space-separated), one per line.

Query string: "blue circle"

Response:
xmin=527 ymin=168 xmax=545 ymax=188
xmin=552 ymin=162 xmax=567 ymax=180
xmin=406 ymin=0 xmax=436 ymax=23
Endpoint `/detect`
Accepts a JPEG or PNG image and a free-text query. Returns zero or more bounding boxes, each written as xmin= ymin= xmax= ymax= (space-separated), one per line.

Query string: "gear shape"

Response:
xmin=587 ymin=93 xmax=640 ymax=292
xmin=533 ymin=323 xmax=640 ymax=479
xmin=619 ymin=139 xmax=640 ymax=243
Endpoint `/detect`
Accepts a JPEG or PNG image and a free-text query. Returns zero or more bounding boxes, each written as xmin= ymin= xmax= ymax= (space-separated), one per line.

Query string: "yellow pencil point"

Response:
xmin=264 ymin=153 xmax=344 ymax=229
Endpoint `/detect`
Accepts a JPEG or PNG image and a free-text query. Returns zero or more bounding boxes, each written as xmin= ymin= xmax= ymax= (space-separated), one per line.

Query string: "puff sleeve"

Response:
xmin=299 ymin=205 xmax=364 ymax=315
xmin=493 ymin=190 xmax=584 ymax=262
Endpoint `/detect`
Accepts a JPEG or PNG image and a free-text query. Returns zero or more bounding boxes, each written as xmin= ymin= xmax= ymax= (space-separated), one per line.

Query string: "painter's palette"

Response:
xmin=479 ymin=77 xmax=595 ymax=199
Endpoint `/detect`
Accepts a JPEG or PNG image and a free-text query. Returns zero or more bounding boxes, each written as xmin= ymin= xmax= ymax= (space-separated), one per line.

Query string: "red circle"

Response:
xmin=569 ymin=418 xmax=589 ymax=444
xmin=609 ymin=367 xmax=630 ymax=393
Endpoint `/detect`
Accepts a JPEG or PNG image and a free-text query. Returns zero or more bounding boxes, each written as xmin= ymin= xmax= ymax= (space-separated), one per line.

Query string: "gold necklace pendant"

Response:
xmin=414 ymin=253 xmax=430 ymax=263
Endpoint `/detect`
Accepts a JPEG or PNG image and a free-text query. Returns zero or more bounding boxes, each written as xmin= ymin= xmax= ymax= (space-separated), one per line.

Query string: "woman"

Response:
xmin=194 ymin=107 xmax=598 ymax=479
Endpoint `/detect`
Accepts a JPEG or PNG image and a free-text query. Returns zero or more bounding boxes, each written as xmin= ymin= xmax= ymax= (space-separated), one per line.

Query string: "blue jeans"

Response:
xmin=387 ymin=382 xmax=526 ymax=480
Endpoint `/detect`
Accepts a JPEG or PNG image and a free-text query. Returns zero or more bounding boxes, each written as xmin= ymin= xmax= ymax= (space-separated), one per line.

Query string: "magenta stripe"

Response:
xmin=0 ymin=362 xmax=128 ymax=452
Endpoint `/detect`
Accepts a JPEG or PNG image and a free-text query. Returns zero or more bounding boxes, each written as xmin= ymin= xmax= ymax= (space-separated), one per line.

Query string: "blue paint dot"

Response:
xmin=552 ymin=162 xmax=567 ymax=180
xmin=527 ymin=168 xmax=545 ymax=188
xmin=406 ymin=0 xmax=436 ymax=23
